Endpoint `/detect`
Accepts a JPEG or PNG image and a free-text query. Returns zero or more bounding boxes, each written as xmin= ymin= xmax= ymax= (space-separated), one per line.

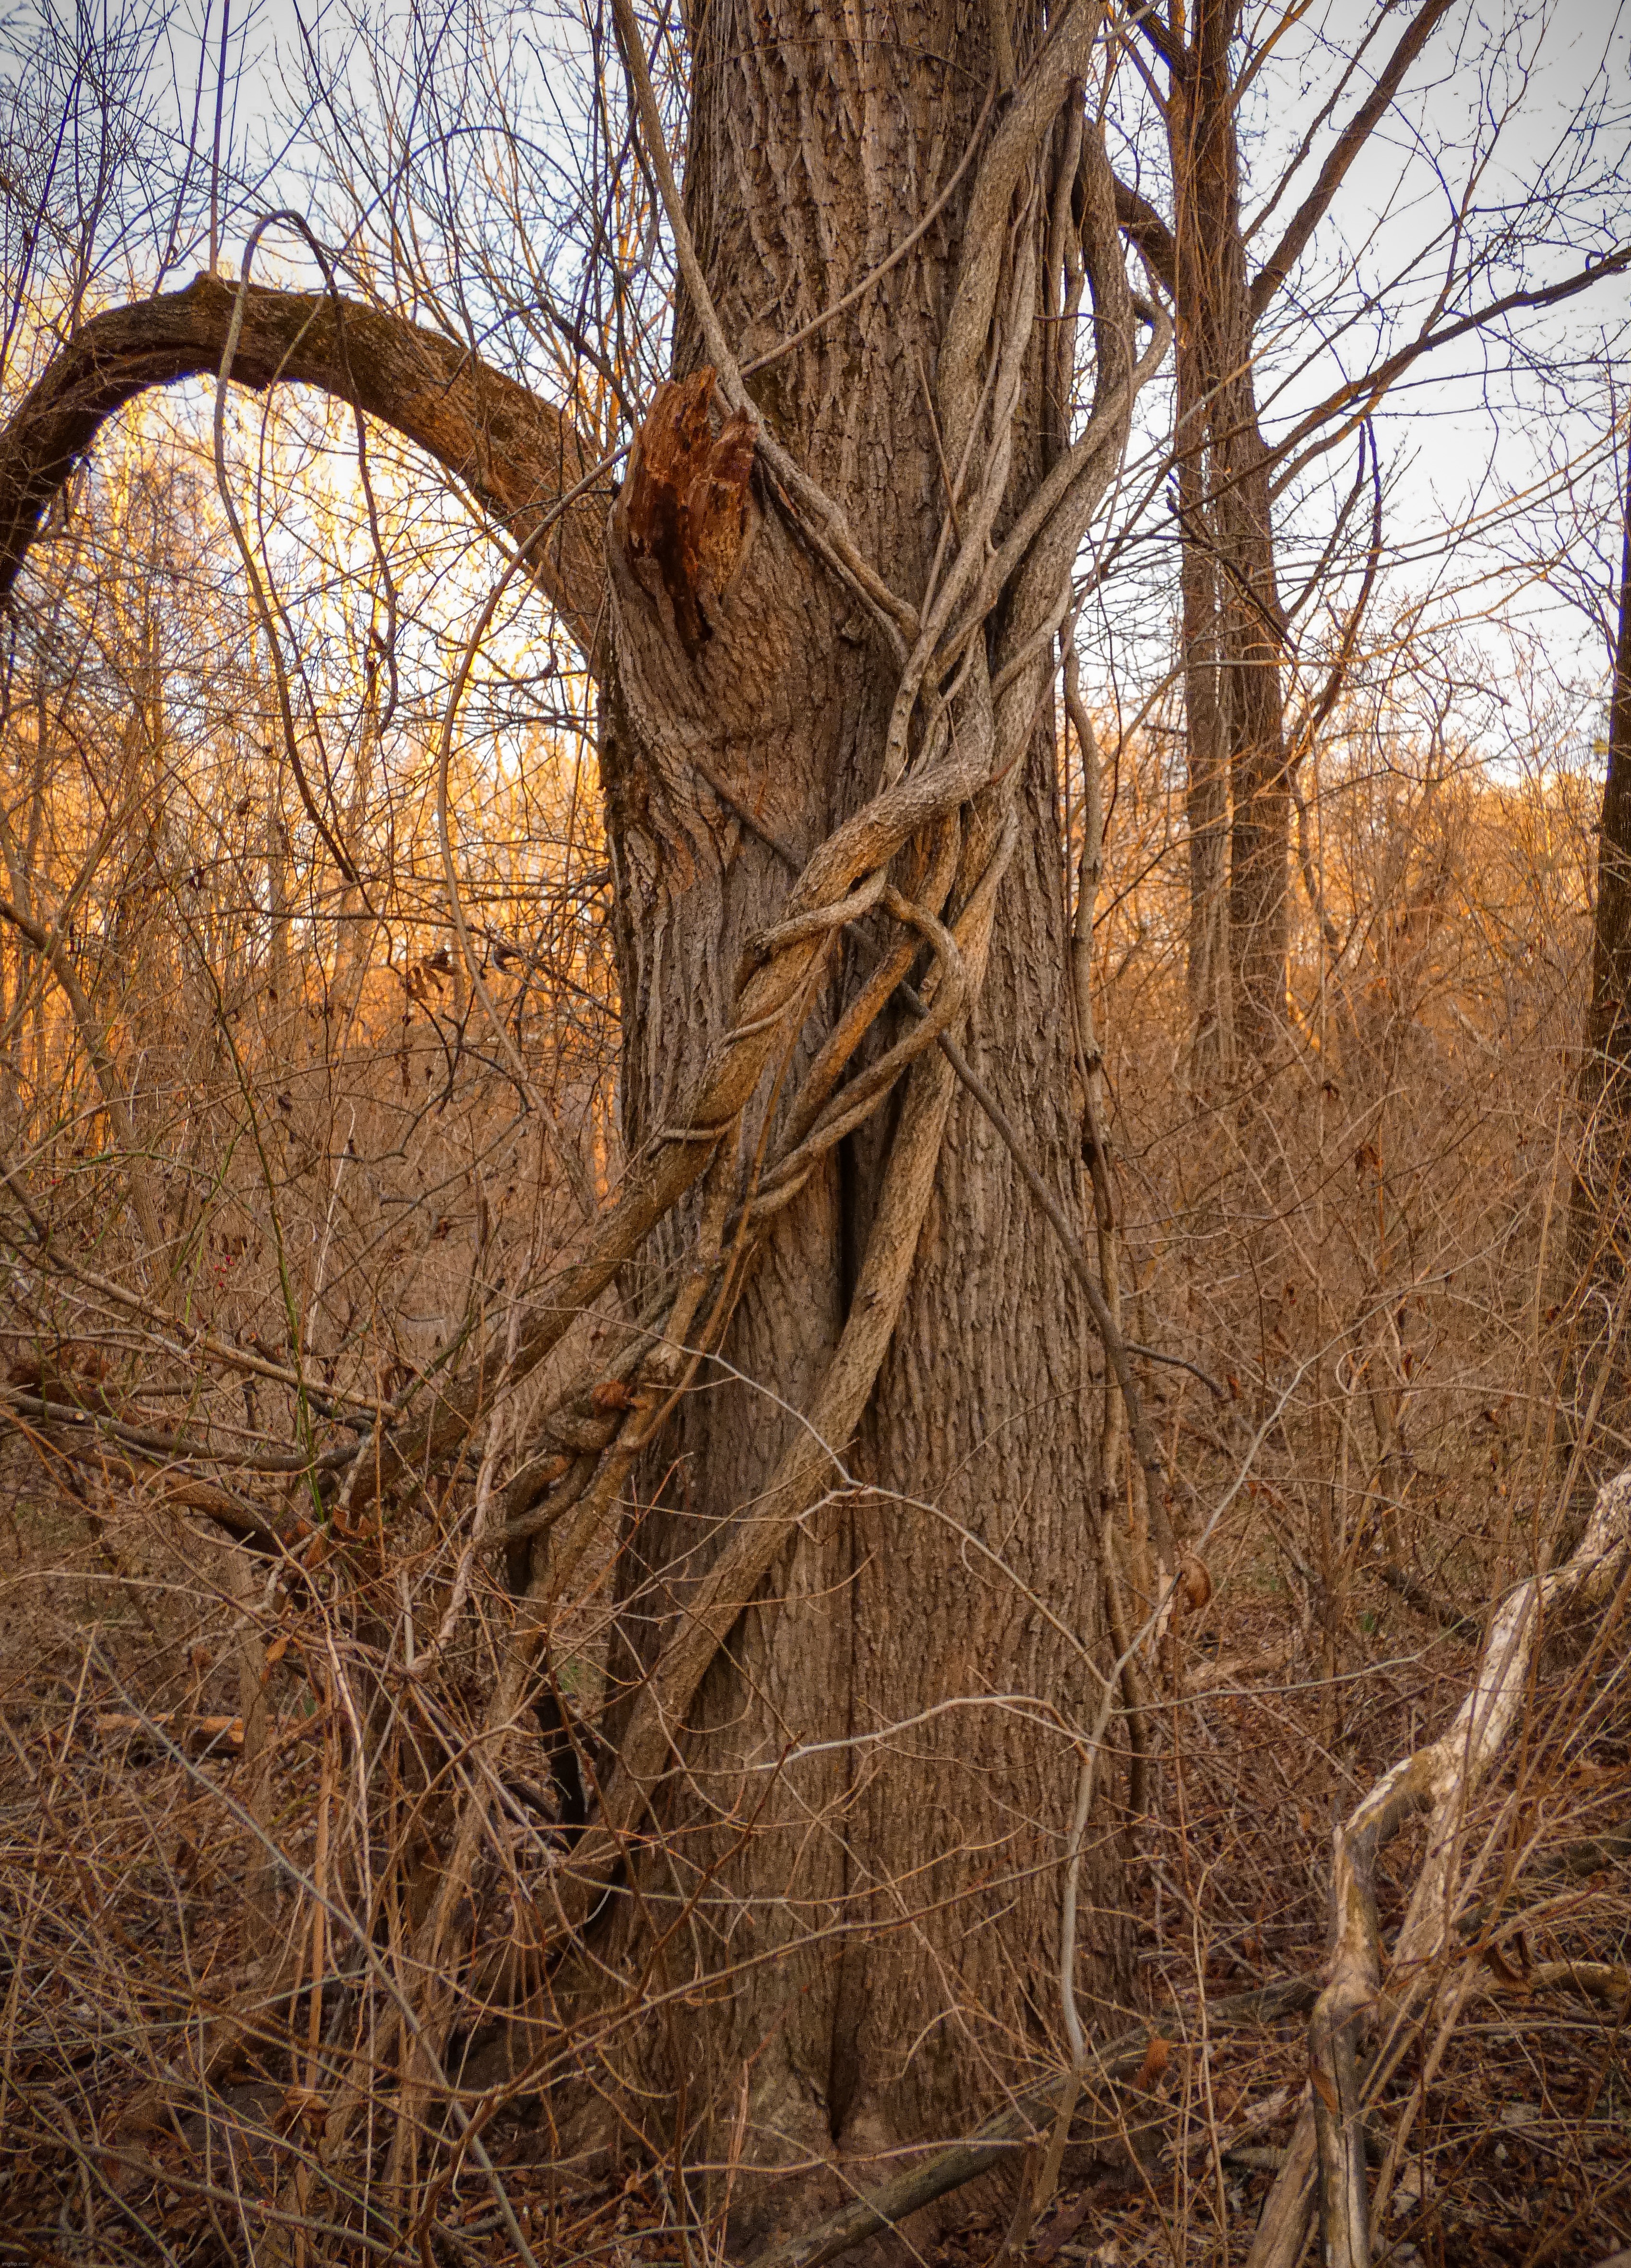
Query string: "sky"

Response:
xmin=1064 ymin=0 xmax=1631 ymax=768
xmin=5 ymin=0 xmax=1628 ymax=773
xmin=1253 ymin=0 xmax=1630 ymax=691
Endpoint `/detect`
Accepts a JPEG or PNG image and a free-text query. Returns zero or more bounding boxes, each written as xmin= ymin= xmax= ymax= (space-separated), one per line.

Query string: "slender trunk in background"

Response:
xmin=1155 ymin=0 xmax=1465 ymax=1071
xmin=1168 ymin=0 xmax=1290 ymax=1073
xmin=1219 ymin=439 xmax=1291 ymax=1062
xmin=1569 ymin=426 xmax=1631 ymax=1455
xmin=264 ymin=800 xmax=292 ymax=1021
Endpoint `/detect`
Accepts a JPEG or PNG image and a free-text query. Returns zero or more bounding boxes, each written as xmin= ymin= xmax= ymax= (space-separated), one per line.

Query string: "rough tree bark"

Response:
xmin=1568 ymin=424 xmax=1631 ymax=1445
xmin=0 ymin=0 xmax=1167 ymax=2237
xmin=569 ymin=0 xmax=1159 ymax=2221
xmin=1167 ymin=0 xmax=1288 ymax=1070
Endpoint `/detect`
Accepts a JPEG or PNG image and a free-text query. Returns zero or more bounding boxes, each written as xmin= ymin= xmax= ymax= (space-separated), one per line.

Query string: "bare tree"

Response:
xmin=1109 ymin=0 xmax=1629 ymax=1069
xmin=1569 ymin=416 xmax=1631 ymax=1440
xmin=0 ymin=0 xmax=1172 ymax=2224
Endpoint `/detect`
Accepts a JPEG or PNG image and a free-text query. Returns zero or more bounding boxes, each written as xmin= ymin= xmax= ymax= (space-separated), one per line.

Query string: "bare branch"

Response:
xmin=1248 ymin=0 xmax=1459 ymax=322
xmin=0 ymin=275 xmax=611 ymax=658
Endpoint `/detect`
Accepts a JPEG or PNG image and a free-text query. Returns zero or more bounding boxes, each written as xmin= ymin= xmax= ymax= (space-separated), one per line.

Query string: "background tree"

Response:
xmin=1107 ymin=0 xmax=1628 ymax=1070
xmin=1570 ymin=416 xmax=1631 ymax=1443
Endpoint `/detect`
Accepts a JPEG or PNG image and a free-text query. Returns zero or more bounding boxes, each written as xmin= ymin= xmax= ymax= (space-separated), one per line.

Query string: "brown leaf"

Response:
xmin=1133 ymin=2035 xmax=1171 ymax=2090
xmin=1179 ymin=1552 xmax=1212 ymax=1611
xmin=591 ymin=1378 xmax=637 ymax=1414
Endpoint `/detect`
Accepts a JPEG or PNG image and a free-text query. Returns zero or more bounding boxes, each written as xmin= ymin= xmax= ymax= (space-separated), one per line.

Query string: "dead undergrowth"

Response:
xmin=3 ymin=1436 xmax=1627 ymax=2266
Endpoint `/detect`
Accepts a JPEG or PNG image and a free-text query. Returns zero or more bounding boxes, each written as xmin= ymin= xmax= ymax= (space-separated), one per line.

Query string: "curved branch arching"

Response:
xmin=0 ymin=273 xmax=611 ymax=660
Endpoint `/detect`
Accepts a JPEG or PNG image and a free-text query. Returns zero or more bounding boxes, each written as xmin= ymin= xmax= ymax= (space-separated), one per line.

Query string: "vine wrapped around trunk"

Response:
xmin=0 ymin=0 xmax=1171 ymax=2234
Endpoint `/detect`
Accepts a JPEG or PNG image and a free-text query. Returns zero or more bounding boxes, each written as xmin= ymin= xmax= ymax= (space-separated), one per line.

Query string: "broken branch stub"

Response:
xmin=618 ymin=367 xmax=757 ymax=653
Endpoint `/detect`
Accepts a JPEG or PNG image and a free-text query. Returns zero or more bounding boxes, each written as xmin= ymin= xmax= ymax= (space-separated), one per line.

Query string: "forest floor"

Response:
xmin=1 ymin=1516 xmax=1627 ymax=2268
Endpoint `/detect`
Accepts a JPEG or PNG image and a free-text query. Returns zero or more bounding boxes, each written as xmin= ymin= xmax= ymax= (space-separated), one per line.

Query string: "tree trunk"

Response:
xmin=1153 ymin=0 xmax=1465 ymax=1071
xmin=583 ymin=7 xmax=1129 ymax=2220
xmin=1569 ymin=426 xmax=1631 ymax=1449
xmin=1221 ymin=441 xmax=1291 ymax=1063
xmin=1169 ymin=0 xmax=1290 ymax=1073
